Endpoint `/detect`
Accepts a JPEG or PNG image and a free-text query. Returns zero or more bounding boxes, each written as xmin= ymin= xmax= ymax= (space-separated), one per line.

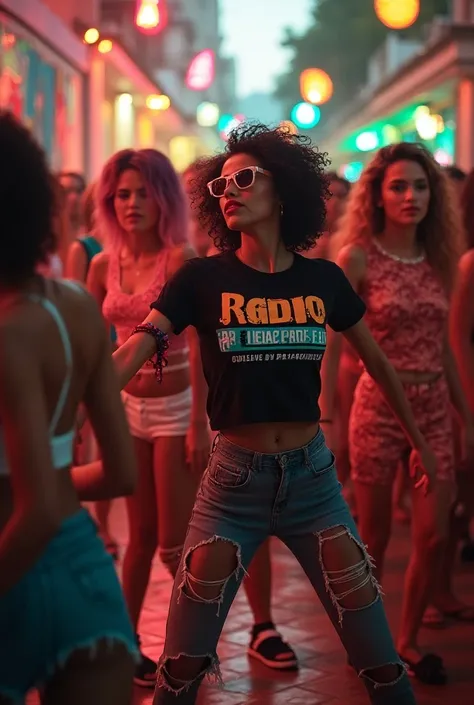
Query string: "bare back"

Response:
xmin=0 ymin=277 xmax=135 ymax=528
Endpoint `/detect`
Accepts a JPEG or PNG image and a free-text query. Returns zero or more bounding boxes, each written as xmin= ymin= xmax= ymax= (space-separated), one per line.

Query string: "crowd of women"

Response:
xmin=0 ymin=109 xmax=473 ymax=705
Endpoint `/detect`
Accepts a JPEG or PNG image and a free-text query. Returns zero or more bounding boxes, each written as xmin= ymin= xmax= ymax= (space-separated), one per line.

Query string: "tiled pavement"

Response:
xmin=115 ymin=500 xmax=474 ymax=705
xmin=27 ymin=499 xmax=474 ymax=704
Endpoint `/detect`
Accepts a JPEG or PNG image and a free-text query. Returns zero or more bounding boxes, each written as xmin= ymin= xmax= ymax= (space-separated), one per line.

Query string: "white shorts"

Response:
xmin=122 ymin=388 xmax=192 ymax=441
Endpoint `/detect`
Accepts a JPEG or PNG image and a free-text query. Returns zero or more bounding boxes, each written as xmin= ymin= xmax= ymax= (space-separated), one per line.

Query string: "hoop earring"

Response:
xmin=280 ymin=204 xmax=284 ymax=216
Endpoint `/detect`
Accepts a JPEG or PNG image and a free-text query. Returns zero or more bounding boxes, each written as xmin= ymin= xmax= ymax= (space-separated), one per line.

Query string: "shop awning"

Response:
xmin=321 ymin=23 xmax=474 ymax=162
xmin=0 ymin=0 xmax=88 ymax=71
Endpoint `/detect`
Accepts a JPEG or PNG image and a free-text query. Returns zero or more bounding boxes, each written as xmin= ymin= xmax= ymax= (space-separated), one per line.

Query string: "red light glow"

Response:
xmin=135 ymin=0 xmax=167 ymax=35
xmin=185 ymin=49 xmax=215 ymax=91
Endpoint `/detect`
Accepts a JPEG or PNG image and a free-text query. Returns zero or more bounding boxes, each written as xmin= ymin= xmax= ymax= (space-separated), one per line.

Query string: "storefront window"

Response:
xmin=0 ymin=20 xmax=82 ymax=171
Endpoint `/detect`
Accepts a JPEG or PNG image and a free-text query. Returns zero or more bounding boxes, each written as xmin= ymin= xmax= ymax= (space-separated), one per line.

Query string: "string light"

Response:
xmin=146 ymin=94 xmax=171 ymax=111
xmin=84 ymin=28 xmax=100 ymax=45
xmin=97 ymin=39 xmax=113 ymax=54
xmin=374 ymin=0 xmax=420 ymax=30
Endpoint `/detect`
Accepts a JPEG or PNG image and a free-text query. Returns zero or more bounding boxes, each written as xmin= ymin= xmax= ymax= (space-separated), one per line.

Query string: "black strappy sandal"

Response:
xmin=248 ymin=623 xmax=298 ymax=671
xmin=401 ymin=652 xmax=447 ymax=685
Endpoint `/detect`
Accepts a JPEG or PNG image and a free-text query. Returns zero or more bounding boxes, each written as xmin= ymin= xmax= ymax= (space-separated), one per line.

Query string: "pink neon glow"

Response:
xmin=185 ymin=49 xmax=215 ymax=91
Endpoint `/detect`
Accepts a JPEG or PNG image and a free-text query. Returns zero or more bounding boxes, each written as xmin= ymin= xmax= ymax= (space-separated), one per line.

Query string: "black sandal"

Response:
xmin=248 ymin=623 xmax=298 ymax=671
xmin=401 ymin=652 xmax=447 ymax=685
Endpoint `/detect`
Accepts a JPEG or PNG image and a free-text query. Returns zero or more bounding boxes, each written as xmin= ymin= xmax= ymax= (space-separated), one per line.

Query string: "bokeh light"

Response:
xmin=196 ymin=102 xmax=220 ymax=127
xmin=84 ymin=28 xmax=100 ymax=45
xmin=355 ymin=131 xmax=379 ymax=152
xmin=146 ymin=94 xmax=170 ymax=111
xmin=290 ymin=102 xmax=321 ymax=129
xmin=300 ymin=69 xmax=333 ymax=106
xmin=97 ymin=39 xmax=113 ymax=54
xmin=374 ymin=0 xmax=420 ymax=30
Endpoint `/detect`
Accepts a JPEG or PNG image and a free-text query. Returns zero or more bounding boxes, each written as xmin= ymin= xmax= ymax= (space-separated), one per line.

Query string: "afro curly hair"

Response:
xmin=0 ymin=111 xmax=56 ymax=285
xmin=188 ymin=122 xmax=331 ymax=252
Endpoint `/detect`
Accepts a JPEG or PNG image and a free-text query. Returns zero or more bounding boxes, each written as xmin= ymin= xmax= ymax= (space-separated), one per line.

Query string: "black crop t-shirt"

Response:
xmin=151 ymin=251 xmax=366 ymax=430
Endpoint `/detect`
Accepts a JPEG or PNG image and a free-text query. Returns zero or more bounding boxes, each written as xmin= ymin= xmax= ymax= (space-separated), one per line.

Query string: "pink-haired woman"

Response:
xmin=87 ymin=149 xmax=210 ymax=687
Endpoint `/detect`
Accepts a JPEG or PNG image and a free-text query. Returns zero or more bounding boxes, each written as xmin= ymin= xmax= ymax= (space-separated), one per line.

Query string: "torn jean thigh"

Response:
xmin=156 ymin=535 xmax=248 ymax=697
xmin=317 ymin=525 xmax=382 ymax=627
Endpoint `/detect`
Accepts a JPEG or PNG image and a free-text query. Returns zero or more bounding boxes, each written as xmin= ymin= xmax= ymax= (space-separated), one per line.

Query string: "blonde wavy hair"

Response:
xmin=333 ymin=143 xmax=466 ymax=291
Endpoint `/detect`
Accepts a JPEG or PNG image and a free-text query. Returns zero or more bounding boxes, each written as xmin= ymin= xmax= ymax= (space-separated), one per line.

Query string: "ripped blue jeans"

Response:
xmin=153 ymin=430 xmax=416 ymax=705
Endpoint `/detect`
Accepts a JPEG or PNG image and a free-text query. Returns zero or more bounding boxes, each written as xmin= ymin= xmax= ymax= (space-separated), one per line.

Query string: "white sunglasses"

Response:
xmin=207 ymin=166 xmax=271 ymax=198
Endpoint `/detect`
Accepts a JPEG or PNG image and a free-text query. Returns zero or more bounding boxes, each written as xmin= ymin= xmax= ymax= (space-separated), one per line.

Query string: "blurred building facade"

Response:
xmin=101 ymin=1 xmax=236 ymax=114
xmin=0 ymin=0 xmax=231 ymax=179
xmin=100 ymin=0 xmax=236 ymax=169
xmin=320 ymin=0 xmax=474 ymax=178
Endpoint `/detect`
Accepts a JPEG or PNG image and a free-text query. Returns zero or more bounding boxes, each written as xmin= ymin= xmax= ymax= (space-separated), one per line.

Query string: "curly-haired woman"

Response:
xmin=0 ymin=112 xmax=138 ymax=703
xmin=321 ymin=143 xmax=473 ymax=684
xmin=183 ymin=162 xmax=299 ymax=672
xmin=111 ymin=123 xmax=439 ymax=704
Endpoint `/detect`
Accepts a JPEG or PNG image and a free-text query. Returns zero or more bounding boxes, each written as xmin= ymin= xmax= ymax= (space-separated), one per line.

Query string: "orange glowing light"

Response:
xmin=97 ymin=39 xmax=113 ymax=54
xmin=299 ymin=69 xmax=333 ymax=106
xmin=135 ymin=1 xmax=167 ymax=35
xmin=374 ymin=0 xmax=420 ymax=30
xmin=84 ymin=28 xmax=100 ymax=44
xmin=146 ymin=94 xmax=170 ymax=111
xmin=279 ymin=120 xmax=298 ymax=135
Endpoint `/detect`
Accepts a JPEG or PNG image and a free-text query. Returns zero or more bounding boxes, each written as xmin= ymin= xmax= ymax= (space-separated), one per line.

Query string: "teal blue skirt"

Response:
xmin=0 ymin=509 xmax=138 ymax=701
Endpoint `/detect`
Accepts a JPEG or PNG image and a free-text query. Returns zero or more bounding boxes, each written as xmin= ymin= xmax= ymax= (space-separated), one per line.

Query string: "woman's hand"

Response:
xmin=409 ymin=442 xmax=437 ymax=495
xmin=186 ymin=420 xmax=210 ymax=474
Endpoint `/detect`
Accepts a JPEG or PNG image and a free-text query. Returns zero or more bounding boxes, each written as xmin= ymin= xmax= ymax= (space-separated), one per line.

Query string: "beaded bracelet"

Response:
xmin=131 ymin=322 xmax=170 ymax=382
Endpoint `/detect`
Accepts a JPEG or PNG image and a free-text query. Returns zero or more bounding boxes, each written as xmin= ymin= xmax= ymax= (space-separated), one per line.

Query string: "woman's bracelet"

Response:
xmin=131 ymin=322 xmax=169 ymax=382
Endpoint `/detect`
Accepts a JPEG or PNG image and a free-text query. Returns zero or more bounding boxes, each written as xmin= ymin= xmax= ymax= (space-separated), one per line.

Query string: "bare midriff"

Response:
xmin=221 ymin=421 xmax=320 ymax=453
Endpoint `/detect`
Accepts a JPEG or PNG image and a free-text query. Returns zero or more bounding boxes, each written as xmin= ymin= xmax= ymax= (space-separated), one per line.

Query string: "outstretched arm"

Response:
xmin=112 ymin=244 xmax=197 ymax=390
xmin=112 ymin=308 xmax=173 ymax=389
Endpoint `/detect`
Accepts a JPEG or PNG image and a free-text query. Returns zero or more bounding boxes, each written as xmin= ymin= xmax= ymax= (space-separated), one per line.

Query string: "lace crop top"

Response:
xmin=102 ymin=252 xmax=189 ymax=373
xmin=362 ymin=241 xmax=448 ymax=373
xmin=0 ymin=284 xmax=78 ymax=477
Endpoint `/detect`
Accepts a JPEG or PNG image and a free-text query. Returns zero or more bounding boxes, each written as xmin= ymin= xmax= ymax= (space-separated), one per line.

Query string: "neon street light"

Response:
xmin=186 ymin=50 xmax=215 ymax=91
xmin=135 ymin=1 xmax=167 ymax=35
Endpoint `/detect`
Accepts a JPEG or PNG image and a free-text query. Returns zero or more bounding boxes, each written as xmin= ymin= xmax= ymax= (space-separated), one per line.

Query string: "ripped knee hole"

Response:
xmin=361 ymin=662 xmax=406 ymax=688
xmin=158 ymin=654 xmax=222 ymax=695
xmin=178 ymin=537 xmax=245 ymax=608
xmin=318 ymin=526 xmax=381 ymax=618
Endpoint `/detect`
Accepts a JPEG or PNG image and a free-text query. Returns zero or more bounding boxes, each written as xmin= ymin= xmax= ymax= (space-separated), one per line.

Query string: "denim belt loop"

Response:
xmin=303 ymin=445 xmax=310 ymax=466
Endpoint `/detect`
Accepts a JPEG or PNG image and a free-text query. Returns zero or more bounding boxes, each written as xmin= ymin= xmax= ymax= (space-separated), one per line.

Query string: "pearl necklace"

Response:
xmin=373 ymin=238 xmax=425 ymax=265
